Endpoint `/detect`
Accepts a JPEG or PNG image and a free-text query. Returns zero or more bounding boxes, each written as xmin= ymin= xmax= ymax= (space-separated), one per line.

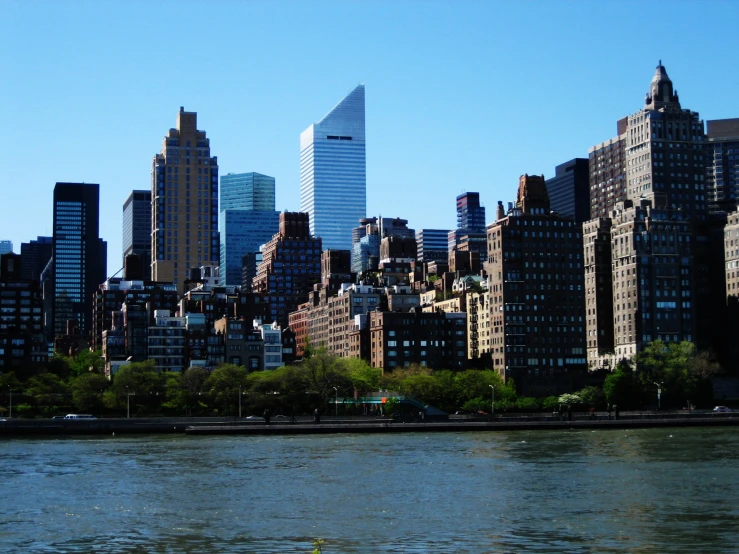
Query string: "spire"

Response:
xmin=645 ymin=61 xmax=680 ymax=110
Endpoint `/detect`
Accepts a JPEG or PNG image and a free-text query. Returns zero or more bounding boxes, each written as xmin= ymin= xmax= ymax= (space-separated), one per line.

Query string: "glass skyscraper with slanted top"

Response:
xmin=300 ymin=84 xmax=366 ymax=250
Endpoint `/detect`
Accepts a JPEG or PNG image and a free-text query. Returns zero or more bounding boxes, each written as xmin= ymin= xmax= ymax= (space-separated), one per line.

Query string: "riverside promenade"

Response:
xmin=1 ymin=413 xmax=737 ymax=436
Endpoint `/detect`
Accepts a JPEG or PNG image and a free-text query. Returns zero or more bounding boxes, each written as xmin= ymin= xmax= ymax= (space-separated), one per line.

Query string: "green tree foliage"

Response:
xmin=603 ymin=359 xmax=639 ymax=408
xmin=163 ymin=367 xmax=210 ymax=415
xmin=634 ymin=341 xmax=718 ymax=408
xmin=108 ymin=360 xmax=164 ymax=413
xmin=70 ymin=372 xmax=109 ymax=412
xmin=300 ymin=351 xmax=353 ymax=405
xmin=204 ymin=363 xmax=249 ymax=416
xmin=69 ymin=349 xmax=104 ymax=377
xmin=574 ymin=386 xmax=605 ymax=408
xmin=25 ymin=373 xmax=68 ymax=416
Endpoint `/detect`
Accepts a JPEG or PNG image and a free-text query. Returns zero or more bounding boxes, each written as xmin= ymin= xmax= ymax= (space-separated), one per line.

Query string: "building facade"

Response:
xmin=20 ymin=236 xmax=52 ymax=283
xmin=122 ymin=190 xmax=152 ymax=280
xmin=220 ymin=209 xmax=279 ymax=286
xmin=0 ymin=253 xmax=47 ymax=373
xmin=51 ymin=182 xmax=107 ymax=339
xmin=151 ymin=107 xmax=219 ymax=292
xmin=545 ymin=158 xmax=590 ymax=224
xmin=486 ymin=175 xmax=586 ymax=395
xmin=706 ymin=118 xmax=739 ymax=213
xmin=252 ymin=212 xmax=322 ymax=328
xmin=220 ymin=172 xmax=276 ymax=212
xmin=416 ymin=229 xmax=451 ymax=263
xmin=300 ymin=85 xmax=366 ymax=250
xmin=585 ymin=199 xmax=695 ymax=366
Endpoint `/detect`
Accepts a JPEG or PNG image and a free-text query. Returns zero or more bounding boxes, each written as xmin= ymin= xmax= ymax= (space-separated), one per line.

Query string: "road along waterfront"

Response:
xmin=1 ymin=427 xmax=737 ymax=552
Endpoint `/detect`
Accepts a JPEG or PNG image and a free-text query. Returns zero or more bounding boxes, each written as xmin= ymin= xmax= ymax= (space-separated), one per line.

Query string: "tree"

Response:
xmin=575 ymin=386 xmax=606 ymax=408
xmin=69 ymin=349 xmax=104 ymax=377
xmin=635 ymin=341 xmax=717 ymax=408
xmin=205 ymin=363 xmax=249 ymax=416
xmin=301 ymin=351 xmax=352 ymax=406
xmin=70 ymin=372 xmax=109 ymax=412
xmin=163 ymin=367 xmax=209 ymax=415
xmin=108 ymin=360 xmax=164 ymax=414
xmin=603 ymin=360 xmax=638 ymax=408
xmin=25 ymin=373 xmax=68 ymax=416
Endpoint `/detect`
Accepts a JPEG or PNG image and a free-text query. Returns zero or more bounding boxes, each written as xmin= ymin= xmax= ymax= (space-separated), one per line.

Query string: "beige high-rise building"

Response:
xmin=151 ymin=107 xmax=219 ymax=292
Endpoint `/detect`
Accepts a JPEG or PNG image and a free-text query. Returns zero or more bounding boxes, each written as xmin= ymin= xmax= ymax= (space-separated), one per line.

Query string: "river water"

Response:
xmin=0 ymin=427 xmax=737 ymax=553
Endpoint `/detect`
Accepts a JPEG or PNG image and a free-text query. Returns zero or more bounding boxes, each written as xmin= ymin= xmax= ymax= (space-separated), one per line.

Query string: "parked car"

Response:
xmin=713 ymin=406 xmax=732 ymax=413
xmin=52 ymin=415 xmax=65 ymax=419
xmin=64 ymin=414 xmax=97 ymax=419
xmin=245 ymin=415 xmax=264 ymax=420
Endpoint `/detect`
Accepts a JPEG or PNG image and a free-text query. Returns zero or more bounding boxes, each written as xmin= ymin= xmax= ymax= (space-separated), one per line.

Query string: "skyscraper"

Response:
xmin=416 ymin=229 xmax=451 ymax=263
xmin=300 ymin=84 xmax=366 ymax=250
xmin=545 ymin=158 xmax=590 ymax=224
xmin=50 ymin=182 xmax=107 ymax=338
xmin=252 ymin=212 xmax=322 ymax=327
xmin=220 ymin=172 xmax=276 ymax=212
xmin=220 ymin=210 xmax=279 ymax=286
xmin=20 ymin=236 xmax=53 ymax=283
xmin=588 ymin=63 xmax=706 ymax=221
xmin=151 ymin=107 xmax=219 ymax=292
xmin=486 ymin=175 xmax=586 ymax=395
xmin=706 ymin=118 xmax=739 ymax=213
xmin=449 ymin=192 xmax=487 ymax=259
xmin=219 ymin=172 xmax=279 ymax=286
xmin=122 ymin=190 xmax=152 ymax=279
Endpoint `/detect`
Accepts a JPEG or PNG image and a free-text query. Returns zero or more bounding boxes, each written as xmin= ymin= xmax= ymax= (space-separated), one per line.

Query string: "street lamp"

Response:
xmin=489 ymin=385 xmax=495 ymax=418
xmin=8 ymin=387 xmax=12 ymax=419
xmin=653 ymin=382 xmax=663 ymax=410
xmin=238 ymin=387 xmax=242 ymax=419
xmin=332 ymin=386 xmax=338 ymax=417
xmin=126 ymin=386 xmax=135 ymax=419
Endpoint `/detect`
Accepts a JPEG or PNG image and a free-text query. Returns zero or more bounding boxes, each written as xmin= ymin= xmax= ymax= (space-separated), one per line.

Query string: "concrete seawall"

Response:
xmin=186 ymin=417 xmax=739 ymax=436
xmin=2 ymin=415 xmax=737 ymax=436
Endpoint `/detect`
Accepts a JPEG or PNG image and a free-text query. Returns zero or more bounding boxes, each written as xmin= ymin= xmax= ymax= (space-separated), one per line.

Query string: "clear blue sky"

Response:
xmin=1 ymin=0 xmax=738 ymax=273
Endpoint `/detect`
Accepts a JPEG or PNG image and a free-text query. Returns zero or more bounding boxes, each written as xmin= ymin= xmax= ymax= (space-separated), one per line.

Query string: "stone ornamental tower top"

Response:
xmin=645 ymin=61 xmax=681 ymax=110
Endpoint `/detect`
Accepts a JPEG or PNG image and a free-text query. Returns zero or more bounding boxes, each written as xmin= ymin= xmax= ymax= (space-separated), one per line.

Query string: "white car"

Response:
xmin=713 ymin=406 xmax=732 ymax=413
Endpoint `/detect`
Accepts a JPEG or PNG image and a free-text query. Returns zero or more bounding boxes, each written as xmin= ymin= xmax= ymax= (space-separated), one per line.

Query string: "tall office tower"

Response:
xmin=300 ymin=84 xmax=366 ymax=250
xmin=485 ymin=175 xmax=586 ymax=396
xmin=20 ymin=236 xmax=52 ymax=282
xmin=584 ymin=198 xmax=694 ymax=366
xmin=151 ymin=107 xmax=219 ymax=293
xmin=416 ymin=229 xmax=451 ymax=263
xmin=706 ymin=118 xmax=739 ymax=213
xmin=449 ymin=192 xmax=487 ymax=259
xmin=545 ymin=158 xmax=590 ymax=224
xmin=0 ymin=241 xmax=12 ymax=255
xmin=589 ymin=63 xmax=706 ymax=221
xmin=220 ymin=172 xmax=276 ymax=212
xmin=122 ymin=190 xmax=152 ymax=279
xmin=352 ymin=217 xmax=377 ymax=247
xmin=50 ymin=182 xmax=107 ymax=338
xmin=219 ymin=172 xmax=279 ymax=286
xmin=252 ymin=212 xmax=322 ymax=327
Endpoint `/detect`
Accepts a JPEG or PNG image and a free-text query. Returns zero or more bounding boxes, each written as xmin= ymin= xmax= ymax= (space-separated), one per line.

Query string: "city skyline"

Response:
xmin=2 ymin=2 xmax=739 ymax=272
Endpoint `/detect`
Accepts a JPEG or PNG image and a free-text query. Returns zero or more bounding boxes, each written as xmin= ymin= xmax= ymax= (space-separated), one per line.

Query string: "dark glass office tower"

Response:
xmin=456 ymin=192 xmax=486 ymax=233
xmin=20 ymin=236 xmax=53 ymax=282
xmin=545 ymin=158 xmax=590 ymax=224
xmin=51 ymin=183 xmax=107 ymax=338
xmin=123 ymin=190 xmax=152 ymax=278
